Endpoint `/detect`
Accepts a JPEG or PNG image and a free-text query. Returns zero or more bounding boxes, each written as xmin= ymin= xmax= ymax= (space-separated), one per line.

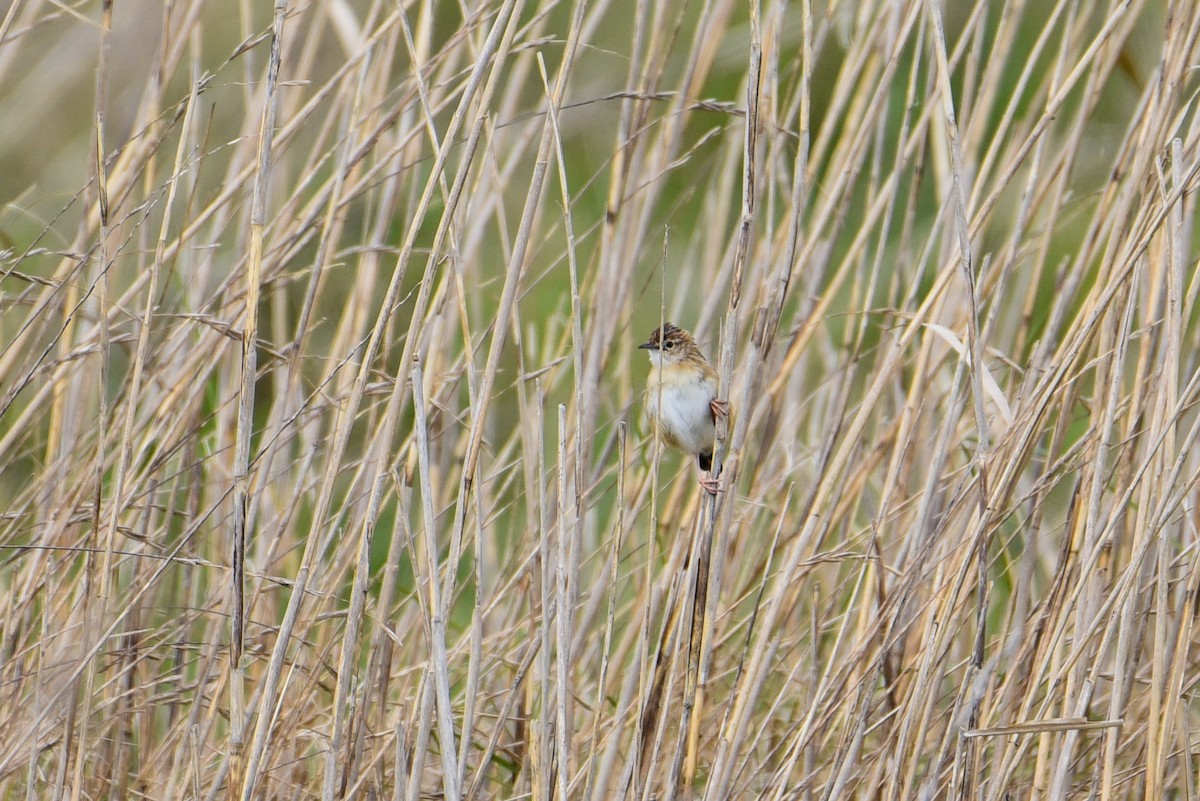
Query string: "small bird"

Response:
xmin=639 ymin=322 xmax=730 ymax=494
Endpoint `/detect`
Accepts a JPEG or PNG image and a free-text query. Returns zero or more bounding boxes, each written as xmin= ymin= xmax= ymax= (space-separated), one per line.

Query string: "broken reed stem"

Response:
xmin=228 ymin=3 xmax=287 ymax=798
xmin=555 ymin=403 xmax=572 ymax=801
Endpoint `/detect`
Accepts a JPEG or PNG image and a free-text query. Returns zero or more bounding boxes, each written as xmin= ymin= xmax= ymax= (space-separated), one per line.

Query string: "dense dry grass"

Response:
xmin=3 ymin=0 xmax=1200 ymax=798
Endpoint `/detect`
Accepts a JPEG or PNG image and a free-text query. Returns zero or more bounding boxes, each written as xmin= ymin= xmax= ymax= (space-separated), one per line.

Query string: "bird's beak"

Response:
xmin=638 ymin=341 xmax=656 ymax=350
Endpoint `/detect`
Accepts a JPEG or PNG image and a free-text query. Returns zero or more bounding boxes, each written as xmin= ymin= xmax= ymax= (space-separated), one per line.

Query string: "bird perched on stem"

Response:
xmin=639 ymin=322 xmax=730 ymax=494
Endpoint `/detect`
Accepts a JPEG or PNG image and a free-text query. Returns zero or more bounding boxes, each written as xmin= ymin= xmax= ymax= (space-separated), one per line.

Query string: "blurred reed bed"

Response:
xmin=1 ymin=0 xmax=1199 ymax=798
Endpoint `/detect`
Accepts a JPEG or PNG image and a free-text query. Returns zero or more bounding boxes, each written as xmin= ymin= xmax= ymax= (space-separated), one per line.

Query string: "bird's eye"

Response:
xmin=664 ymin=340 xmax=674 ymax=350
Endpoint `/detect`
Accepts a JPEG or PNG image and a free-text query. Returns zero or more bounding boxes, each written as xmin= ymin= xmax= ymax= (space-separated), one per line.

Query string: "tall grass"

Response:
xmin=2 ymin=0 xmax=1199 ymax=798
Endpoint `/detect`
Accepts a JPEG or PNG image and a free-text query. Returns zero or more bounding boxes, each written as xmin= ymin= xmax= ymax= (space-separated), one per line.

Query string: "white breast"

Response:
xmin=646 ymin=370 xmax=717 ymax=455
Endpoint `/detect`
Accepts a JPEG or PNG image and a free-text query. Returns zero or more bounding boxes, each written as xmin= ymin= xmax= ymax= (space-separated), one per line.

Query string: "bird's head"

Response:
xmin=638 ymin=322 xmax=701 ymax=367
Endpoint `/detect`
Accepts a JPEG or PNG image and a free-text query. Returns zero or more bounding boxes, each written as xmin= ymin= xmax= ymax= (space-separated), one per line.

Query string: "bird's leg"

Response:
xmin=700 ymin=399 xmax=730 ymax=494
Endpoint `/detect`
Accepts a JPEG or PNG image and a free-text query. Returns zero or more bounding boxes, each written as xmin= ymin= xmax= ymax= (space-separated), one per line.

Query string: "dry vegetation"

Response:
xmin=3 ymin=0 xmax=1200 ymax=798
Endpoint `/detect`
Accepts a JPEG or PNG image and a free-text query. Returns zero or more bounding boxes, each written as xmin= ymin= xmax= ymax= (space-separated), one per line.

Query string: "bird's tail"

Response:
xmin=697 ymin=450 xmax=712 ymax=471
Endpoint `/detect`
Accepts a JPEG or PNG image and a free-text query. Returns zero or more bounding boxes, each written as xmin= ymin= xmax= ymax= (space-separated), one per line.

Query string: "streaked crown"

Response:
xmin=638 ymin=322 xmax=705 ymax=363
xmin=639 ymin=322 xmax=692 ymax=350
